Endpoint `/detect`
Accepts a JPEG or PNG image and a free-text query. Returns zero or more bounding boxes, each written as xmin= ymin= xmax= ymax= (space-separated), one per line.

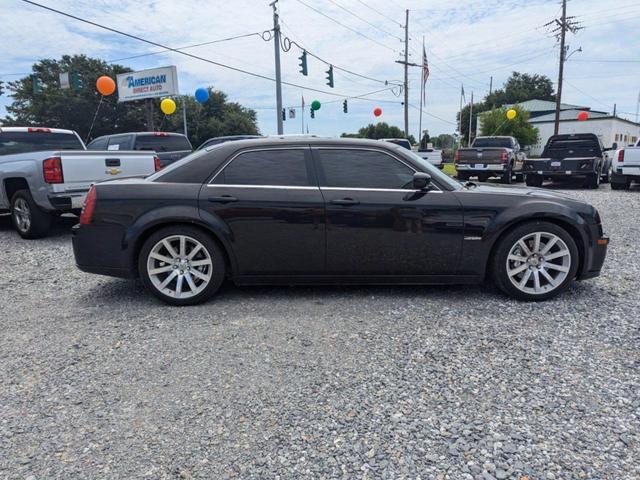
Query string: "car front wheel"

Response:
xmin=139 ymin=226 xmax=226 ymax=305
xmin=491 ymin=221 xmax=579 ymax=301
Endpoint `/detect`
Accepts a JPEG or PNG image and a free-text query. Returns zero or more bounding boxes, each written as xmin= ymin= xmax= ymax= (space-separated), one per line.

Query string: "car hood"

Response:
xmin=467 ymin=183 xmax=576 ymax=200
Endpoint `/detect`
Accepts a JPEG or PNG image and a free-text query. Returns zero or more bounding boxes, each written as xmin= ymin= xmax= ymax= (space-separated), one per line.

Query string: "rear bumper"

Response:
xmin=526 ymin=170 xmax=596 ymax=178
xmin=455 ymin=163 xmax=506 ymax=171
xmin=72 ymin=224 xmax=135 ymax=279
xmin=48 ymin=192 xmax=87 ymax=211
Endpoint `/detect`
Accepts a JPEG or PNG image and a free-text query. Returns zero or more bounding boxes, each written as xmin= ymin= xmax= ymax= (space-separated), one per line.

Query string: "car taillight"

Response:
xmin=153 ymin=132 xmax=169 ymax=136
xmin=500 ymin=151 xmax=509 ymax=162
xmin=618 ymin=150 xmax=624 ymax=163
xmin=43 ymin=157 xmax=64 ymax=183
xmin=454 ymin=150 xmax=460 ymax=162
xmin=28 ymin=127 xmax=52 ymax=133
xmin=154 ymin=155 xmax=162 ymax=171
xmin=79 ymin=186 xmax=97 ymax=225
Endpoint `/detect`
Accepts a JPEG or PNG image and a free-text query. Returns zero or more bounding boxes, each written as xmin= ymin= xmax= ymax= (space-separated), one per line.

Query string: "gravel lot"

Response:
xmin=0 ymin=183 xmax=639 ymax=479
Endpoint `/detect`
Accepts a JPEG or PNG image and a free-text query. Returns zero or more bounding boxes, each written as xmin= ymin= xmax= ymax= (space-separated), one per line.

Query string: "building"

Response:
xmin=479 ymin=99 xmax=640 ymax=156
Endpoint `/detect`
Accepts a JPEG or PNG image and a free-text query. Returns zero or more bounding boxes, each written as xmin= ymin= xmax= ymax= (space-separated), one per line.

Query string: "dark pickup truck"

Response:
xmin=454 ymin=136 xmax=526 ymax=184
xmin=524 ymin=133 xmax=610 ymax=189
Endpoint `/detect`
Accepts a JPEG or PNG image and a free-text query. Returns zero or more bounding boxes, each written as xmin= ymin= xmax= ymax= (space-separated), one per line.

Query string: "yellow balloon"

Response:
xmin=506 ymin=109 xmax=517 ymax=120
xmin=160 ymin=98 xmax=177 ymax=115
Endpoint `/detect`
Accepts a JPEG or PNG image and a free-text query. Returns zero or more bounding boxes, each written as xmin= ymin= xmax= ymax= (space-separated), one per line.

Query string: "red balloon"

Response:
xmin=373 ymin=107 xmax=382 ymax=117
xmin=577 ymin=111 xmax=589 ymax=121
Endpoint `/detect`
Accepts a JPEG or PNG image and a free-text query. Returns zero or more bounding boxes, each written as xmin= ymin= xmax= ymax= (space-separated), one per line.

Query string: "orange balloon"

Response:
xmin=96 ymin=76 xmax=116 ymax=96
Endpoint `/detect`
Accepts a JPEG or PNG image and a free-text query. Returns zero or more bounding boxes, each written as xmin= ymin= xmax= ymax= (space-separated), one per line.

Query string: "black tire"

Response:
xmin=10 ymin=189 xmax=53 ymax=239
xmin=501 ymin=166 xmax=513 ymax=184
xmin=138 ymin=225 xmax=226 ymax=306
xmin=601 ymin=164 xmax=612 ymax=184
xmin=525 ymin=174 xmax=543 ymax=187
xmin=491 ymin=221 xmax=579 ymax=301
xmin=585 ymin=170 xmax=601 ymax=189
xmin=611 ymin=179 xmax=630 ymax=190
xmin=515 ymin=172 xmax=525 ymax=182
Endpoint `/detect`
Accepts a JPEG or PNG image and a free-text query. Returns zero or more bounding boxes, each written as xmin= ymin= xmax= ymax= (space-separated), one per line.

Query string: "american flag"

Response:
xmin=421 ymin=43 xmax=429 ymax=102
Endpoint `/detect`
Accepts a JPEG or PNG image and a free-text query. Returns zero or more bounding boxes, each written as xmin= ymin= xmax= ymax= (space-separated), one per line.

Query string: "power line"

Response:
xmin=408 ymin=103 xmax=456 ymax=126
xmin=19 ymin=0 xmax=401 ymax=102
xmin=293 ymin=0 xmax=399 ymax=53
xmin=353 ymin=0 xmax=403 ymax=27
xmin=106 ymin=32 xmax=271 ymax=63
xmin=324 ymin=0 xmax=403 ymax=41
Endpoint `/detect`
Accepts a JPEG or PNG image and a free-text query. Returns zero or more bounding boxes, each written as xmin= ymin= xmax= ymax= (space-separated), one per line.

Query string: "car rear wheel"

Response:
xmin=525 ymin=174 xmax=543 ymax=187
xmin=601 ymin=164 xmax=612 ymax=183
xmin=10 ymin=189 xmax=53 ymax=239
xmin=501 ymin=166 xmax=513 ymax=184
xmin=585 ymin=169 xmax=601 ymax=189
xmin=139 ymin=226 xmax=226 ymax=305
xmin=491 ymin=221 xmax=579 ymax=301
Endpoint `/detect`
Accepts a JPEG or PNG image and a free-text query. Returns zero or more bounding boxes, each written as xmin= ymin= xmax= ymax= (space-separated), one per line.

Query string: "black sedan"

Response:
xmin=72 ymin=138 xmax=608 ymax=305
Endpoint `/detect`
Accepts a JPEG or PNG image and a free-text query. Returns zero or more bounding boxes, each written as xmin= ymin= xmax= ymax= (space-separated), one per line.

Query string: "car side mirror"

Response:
xmin=413 ymin=172 xmax=432 ymax=190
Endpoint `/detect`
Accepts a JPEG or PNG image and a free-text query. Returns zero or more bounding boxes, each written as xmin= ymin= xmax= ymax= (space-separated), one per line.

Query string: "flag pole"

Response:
xmin=301 ymin=94 xmax=305 ymax=134
xmin=418 ymin=36 xmax=424 ymax=147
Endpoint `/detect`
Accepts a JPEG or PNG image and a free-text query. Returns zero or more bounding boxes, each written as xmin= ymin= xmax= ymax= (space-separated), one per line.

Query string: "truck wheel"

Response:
xmin=10 ymin=189 xmax=53 ymax=239
xmin=501 ymin=166 xmax=513 ymax=184
xmin=525 ymin=175 xmax=543 ymax=187
xmin=611 ymin=178 xmax=631 ymax=190
xmin=139 ymin=226 xmax=226 ymax=306
xmin=515 ymin=172 xmax=525 ymax=182
xmin=585 ymin=171 xmax=601 ymax=189
xmin=491 ymin=221 xmax=579 ymax=301
xmin=601 ymin=164 xmax=612 ymax=184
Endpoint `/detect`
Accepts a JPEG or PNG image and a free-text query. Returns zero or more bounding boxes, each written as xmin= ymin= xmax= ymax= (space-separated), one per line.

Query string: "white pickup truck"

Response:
xmin=611 ymin=139 xmax=640 ymax=190
xmin=414 ymin=148 xmax=444 ymax=168
xmin=0 ymin=127 xmax=160 ymax=238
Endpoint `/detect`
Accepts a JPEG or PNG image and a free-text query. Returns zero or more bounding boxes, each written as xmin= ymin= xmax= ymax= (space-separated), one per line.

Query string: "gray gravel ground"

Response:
xmin=0 ymin=183 xmax=639 ymax=479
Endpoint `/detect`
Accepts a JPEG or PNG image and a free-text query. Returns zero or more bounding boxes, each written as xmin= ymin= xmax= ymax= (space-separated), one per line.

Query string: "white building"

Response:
xmin=479 ymin=99 xmax=640 ymax=156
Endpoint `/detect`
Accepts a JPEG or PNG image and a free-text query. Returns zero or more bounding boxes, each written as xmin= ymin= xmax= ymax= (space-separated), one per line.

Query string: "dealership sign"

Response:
xmin=116 ymin=66 xmax=179 ymax=102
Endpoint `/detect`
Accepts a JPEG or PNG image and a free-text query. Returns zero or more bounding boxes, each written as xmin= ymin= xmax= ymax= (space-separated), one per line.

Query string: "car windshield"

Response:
xmin=473 ymin=138 xmax=512 ymax=148
xmin=0 ymin=131 xmax=84 ymax=155
xmin=404 ymin=150 xmax=461 ymax=190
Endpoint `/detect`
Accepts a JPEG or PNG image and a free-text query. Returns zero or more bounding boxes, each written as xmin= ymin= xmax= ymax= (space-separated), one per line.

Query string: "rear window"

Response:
xmin=472 ymin=138 xmax=512 ymax=148
xmin=0 ymin=131 xmax=84 ymax=155
xmin=134 ymin=135 xmax=192 ymax=152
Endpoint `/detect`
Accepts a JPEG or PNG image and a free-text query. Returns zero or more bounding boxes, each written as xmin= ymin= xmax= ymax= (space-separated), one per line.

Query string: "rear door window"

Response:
xmin=214 ymin=149 xmax=311 ymax=186
xmin=106 ymin=135 xmax=132 ymax=151
xmin=316 ymin=149 xmax=415 ymax=189
xmin=87 ymin=137 xmax=108 ymax=150
xmin=134 ymin=135 xmax=192 ymax=152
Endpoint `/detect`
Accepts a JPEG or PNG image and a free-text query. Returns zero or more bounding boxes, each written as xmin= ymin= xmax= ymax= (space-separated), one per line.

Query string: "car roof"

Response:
xmin=0 ymin=127 xmax=76 ymax=134
xmin=92 ymin=131 xmax=187 ymax=139
xmin=207 ymin=136 xmax=405 ymax=150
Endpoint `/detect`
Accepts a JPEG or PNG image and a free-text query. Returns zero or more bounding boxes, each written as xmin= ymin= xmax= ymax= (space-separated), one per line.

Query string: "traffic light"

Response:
xmin=298 ymin=50 xmax=308 ymax=76
xmin=310 ymin=107 xmax=315 ymax=119
xmin=31 ymin=74 xmax=41 ymax=95
xmin=0 ymin=80 xmax=4 ymax=97
xmin=282 ymin=108 xmax=286 ymax=121
xmin=70 ymin=72 xmax=82 ymax=91
xmin=325 ymin=65 xmax=334 ymax=88
xmin=343 ymin=99 xmax=348 ymax=113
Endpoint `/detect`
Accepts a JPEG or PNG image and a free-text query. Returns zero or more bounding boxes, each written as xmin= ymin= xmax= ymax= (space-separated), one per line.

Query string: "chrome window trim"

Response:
xmin=206 ymin=184 xmax=318 ymax=190
xmin=312 ymin=146 xmax=443 ymax=192
xmin=321 ymin=187 xmax=442 ymax=193
xmin=207 ymin=146 xmax=312 ymax=186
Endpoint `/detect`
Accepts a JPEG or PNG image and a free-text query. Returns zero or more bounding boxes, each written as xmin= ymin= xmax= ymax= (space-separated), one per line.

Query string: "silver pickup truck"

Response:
xmin=1 ymin=127 xmax=160 ymax=238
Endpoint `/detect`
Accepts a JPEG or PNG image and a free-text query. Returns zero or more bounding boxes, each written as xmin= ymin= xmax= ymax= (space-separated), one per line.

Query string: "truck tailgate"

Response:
xmin=55 ymin=150 xmax=156 ymax=192
xmin=457 ymin=148 xmax=506 ymax=164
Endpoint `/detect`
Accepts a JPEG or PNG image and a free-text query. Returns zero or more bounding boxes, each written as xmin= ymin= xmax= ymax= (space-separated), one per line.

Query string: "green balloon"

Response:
xmin=311 ymin=100 xmax=321 ymax=111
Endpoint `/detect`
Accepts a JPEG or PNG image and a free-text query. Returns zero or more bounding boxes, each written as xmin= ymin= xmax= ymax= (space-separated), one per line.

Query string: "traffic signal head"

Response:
xmin=310 ymin=107 xmax=315 ymax=119
xmin=343 ymin=99 xmax=348 ymax=113
xmin=31 ymin=74 xmax=41 ymax=95
xmin=325 ymin=65 xmax=334 ymax=88
xmin=0 ymin=80 xmax=4 ymax=96
xmin=298 ymin=50 xmax=308 ymax=76
xmin=70 ymin=72 xmax=82 ymax=91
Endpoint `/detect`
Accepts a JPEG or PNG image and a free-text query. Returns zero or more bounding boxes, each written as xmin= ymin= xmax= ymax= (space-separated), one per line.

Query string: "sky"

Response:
xmin=1 ymin=0 xmax=639 ymax=139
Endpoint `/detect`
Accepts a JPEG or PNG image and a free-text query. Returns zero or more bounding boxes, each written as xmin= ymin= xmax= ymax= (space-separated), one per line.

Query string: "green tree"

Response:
xmin=162 ymin=89 xmax=259 ymax=148
xmin=479 ymin=106 xmax=539 ymax=146
xmin=1 ymin=55 xmax=259 ymax=146
xmin=341 ymin=122 xmax=414 ymax=143
xmin=0 ymin=54 xmax=145 ymax=141
xmin=457 ymin=102 xmax=487 ymax=146
xmin=485 ymin=72 xmax=555 ymax=108
xmin=433 ymin=134 xmax=455 ymax=149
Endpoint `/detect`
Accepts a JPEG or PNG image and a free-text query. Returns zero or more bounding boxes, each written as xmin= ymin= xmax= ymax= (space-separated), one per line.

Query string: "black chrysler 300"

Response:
xmin=72 ymin=137 xmax=608 ymax=305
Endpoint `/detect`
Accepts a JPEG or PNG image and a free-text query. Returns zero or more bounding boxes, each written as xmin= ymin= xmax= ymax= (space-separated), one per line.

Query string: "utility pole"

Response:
xmin=468 ymin=91 xmax=474 ymax=146
xmin=182 ymin=98 xmax=188 ymax=136
xmin=145 ymin=98 xmax=154 ymax=132
xmin=489 ymin=76 xmax=493 ymax=96
xmin=395 ymin=10 xmax=417 ymax=137
xmin=271 ymin=0 xmax=284 ymax=135
xmin=549 ymin=0 xmax=582 ymax=135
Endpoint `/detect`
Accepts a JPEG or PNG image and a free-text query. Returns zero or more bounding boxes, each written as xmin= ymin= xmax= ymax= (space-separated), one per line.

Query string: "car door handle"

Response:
xmin=208 ymin=195 xmax=238 ymax=203
xmin=330 ymin=198 xmax=360 ymax=206
xmin=105 ymin=158 xmax=121 ymax=167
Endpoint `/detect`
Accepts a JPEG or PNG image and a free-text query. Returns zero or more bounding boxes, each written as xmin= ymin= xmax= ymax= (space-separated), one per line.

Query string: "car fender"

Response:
xmin=0 ymin=159 xmax=41 ymax=207
xmin=123 ymin=205 xmax=238 ymax=275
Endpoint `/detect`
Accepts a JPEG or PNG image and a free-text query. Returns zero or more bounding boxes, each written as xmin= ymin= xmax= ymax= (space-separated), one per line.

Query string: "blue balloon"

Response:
xmin=195 ymin=87 xmax=209 ymax=103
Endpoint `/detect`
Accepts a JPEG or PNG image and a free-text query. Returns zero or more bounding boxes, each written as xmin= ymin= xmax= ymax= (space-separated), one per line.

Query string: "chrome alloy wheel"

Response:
xmin=147 ymin=235 xmax=213 ymax=299
xmin=506 ymin=231 xmax=571 ymax=295
xmin=13 ymin=198 xmax=31 ymax=233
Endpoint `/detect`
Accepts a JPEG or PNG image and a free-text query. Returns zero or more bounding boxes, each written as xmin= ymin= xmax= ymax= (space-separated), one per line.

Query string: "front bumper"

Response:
xmin=578 ymin=235 xmax=608 ymax=280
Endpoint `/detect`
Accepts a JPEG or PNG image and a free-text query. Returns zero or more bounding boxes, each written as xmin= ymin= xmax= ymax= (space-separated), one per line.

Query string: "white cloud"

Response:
xmin=1 ymin=0 xmax=639 ymax=137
